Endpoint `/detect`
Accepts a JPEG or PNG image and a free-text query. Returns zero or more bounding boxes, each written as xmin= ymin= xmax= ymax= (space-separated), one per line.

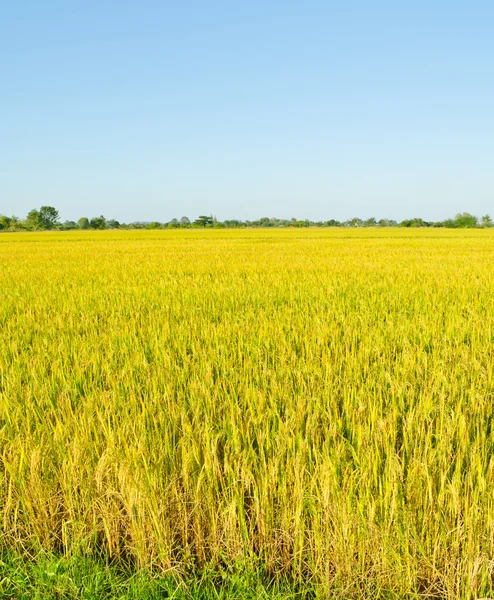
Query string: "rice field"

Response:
xmin=1 ymin=228 xmax=494 ymax=599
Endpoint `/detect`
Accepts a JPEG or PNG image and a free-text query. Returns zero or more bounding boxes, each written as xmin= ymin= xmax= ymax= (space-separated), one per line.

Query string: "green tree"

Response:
xmin=61 ymin=220 xmax=78 ymax=230
xmin=89 ymin=216 xmax=107 ymax=230
xmin=78 ymin=217 xmax=89 ymax=229
xmin=400 ymin=218 xmax=429 ymax=228
xmin=39 ymin=206 xmax=60 ymax=229
xmin=25 ymin=207 xmax=60 ymax=230
xmin=26 ymin=209 xmax=43 ymax=230
xmin=194 ymin=215 xmax=214 ymax=227
xmin=0 ymin=215 xmax=12 ymax=230
xmin=454 ymin=212 xmax=478 ymax=228
xmin=480 ymin=215 xmax=493 ymax=228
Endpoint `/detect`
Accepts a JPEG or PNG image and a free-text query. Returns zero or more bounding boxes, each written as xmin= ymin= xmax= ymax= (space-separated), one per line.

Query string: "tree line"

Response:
xmin=0 ymin=207 xmax=492 ymax=231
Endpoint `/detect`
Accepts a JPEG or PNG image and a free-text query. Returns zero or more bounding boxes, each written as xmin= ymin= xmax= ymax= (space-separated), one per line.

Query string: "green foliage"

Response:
xmin=62 ymin=221 xmax=78 ymax=230
xmin=24 ymin=207 xmax=60 ymax=230
xmin=0 ymin=215 xmax=12 ymax=230
xmin=26 ymin=209 xmax=44 ymax=230
xmin=4 ymin=207 xmax=491 ymax=231
xmin=194 ymin=215 xmax=214 ymax=227
xmin=399 ymin=218 xmax=430 ymax=227
xmin=39 ymin=206 xmax=60 ymax=229
xmin=454 ymin=212 xmax=478 ymax=228
xmin=89 ymin=215 xmax=107 ymax=230
xmin=378 ymin=219 xmax=397 ymax=227
xmin=480 ymin=214 xmax=493 ymax=228
xmin=0 ymin=553 xmax=312 ymax=599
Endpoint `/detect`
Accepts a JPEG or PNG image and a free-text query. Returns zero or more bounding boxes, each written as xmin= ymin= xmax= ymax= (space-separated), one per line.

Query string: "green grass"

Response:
xmin=0 ymin=553 xmax=317 ymax=600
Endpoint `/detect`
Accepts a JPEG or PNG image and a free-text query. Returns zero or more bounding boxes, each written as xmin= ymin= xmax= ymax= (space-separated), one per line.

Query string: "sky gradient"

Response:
xmin=2 ymin=1 xmax=493 ymax=223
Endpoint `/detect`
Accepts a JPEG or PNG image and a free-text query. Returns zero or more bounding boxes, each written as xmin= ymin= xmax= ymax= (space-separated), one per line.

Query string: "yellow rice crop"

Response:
xmin=1 ymin=228 xmax=494 ymax=598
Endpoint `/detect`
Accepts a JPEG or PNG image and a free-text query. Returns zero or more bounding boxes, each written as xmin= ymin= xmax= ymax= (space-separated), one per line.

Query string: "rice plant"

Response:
xmin=1 ymin=228 xmax=493 ymax=599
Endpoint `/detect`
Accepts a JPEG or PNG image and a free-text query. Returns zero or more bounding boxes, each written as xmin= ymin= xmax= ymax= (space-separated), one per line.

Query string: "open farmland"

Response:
xmin=1 ymin=229 xmax=494 ymax=599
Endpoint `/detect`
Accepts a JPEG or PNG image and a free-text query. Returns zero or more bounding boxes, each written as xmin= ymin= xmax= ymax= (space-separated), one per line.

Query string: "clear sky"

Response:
xmin=2 ymin=1 xmax=493 ymax=223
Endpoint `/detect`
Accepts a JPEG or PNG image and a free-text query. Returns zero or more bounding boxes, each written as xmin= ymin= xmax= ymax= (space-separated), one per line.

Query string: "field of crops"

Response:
xmin=1 ymin=228 xmax=494 ymax=599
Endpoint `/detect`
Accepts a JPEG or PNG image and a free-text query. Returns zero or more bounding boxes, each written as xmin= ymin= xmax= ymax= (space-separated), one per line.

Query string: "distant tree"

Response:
xmin=480 ymin=215 xmax=493 ymax=228
xmin=26 ymin=209 xmax=43 ymax=230
xmin=129 ymin=221 xmax=147 ymax=229
xmin=194 ymin=215 xmax=214 ymax=227
xmin=0 ymin=215 xmax=12 ymax=230
xmin=168 ymin=218 xmax=179 ymax=228
xmin=89 ymin=216 xmax=107 ymax=230
xmin=180 ymin=216 xmax=191 ymax=227
xmin=106 ymin=219 xmax=120 ymax=229
xmin=24 ymin=207 xmax=60 ymax=230
xmin=61 ymin=220 xmax=78 ymax=230
xmin=224 ymin=219 xmax=243 ymax=227
xmin=78 ymin=217 xmax=89 ymax=229
xmin=454 ymin=212 xmax=478 ymax=228
xmin=364 ymin=217 xmax=377 ymax=227
xmin=399 ymin=218 xmax=429 ymax=228
xmin=39 ymin=206 xmax=60 ymax=229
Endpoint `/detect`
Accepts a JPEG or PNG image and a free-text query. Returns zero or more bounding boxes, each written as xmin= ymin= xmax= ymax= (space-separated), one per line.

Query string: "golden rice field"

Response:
xmin=1 ymin=228 xmax=494 ymax=598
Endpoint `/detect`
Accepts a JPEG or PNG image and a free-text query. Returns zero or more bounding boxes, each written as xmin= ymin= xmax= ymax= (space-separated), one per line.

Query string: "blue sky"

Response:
xmin=1 ymin=1 xmax=493 ymax=223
